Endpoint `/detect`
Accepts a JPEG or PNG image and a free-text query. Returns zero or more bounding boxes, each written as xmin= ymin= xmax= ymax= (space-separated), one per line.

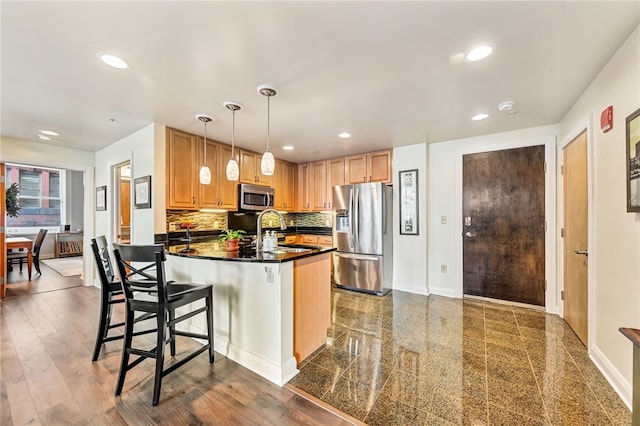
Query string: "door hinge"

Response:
xmin=0 ymin=226 xmax=4 ymax=234
xmin=561 ymin=290 xmax=564 ymax=301
xmin=544 ymin=162 xmax=547 ymax=173
xmin=545 ymin=280 xmax=547 ymax=290
xmin=0 ymin=176 xmax=5 ymax=184
xmin=0 ymin=277 xmax=4 ymax=285
xmin=561 ymin=228 xmax=564 ymax=238
xmin=544 ymin=221 xmax=547 ymax=232
xmin=561 ymin=165 xmax=564 ymax=175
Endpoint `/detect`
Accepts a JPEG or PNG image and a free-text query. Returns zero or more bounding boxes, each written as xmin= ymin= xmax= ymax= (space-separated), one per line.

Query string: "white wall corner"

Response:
xmin=590 ymin=343 xmax=632 ymax=410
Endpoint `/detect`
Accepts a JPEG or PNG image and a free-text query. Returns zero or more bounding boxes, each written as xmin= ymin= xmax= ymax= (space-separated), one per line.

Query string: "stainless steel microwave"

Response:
xmin=238 ymin=184 xmax=274 ymax=211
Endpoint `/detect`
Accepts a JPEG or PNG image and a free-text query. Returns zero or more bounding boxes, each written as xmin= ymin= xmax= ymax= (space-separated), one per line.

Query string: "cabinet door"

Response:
xmin=199 ymin=139 xmax=220 ymax=209
xmin=345 ymin=154 xmax=367 ymax=184
xmin=217 ymin=144 xmax=238 ymax=209
xmin=368 ymin=150 xmax=392 ymax=183
xmin=284 ymin=161 xmax=296 ymax=211
xmin=238 ymin=149 xmax=259 ymax=184
xmin=274 ymin=159 xmax=286 ymax=210
xmin=326 ymin=158 xmax=345 ymax=210
xmin=167 ymin=128 xmax=199 ymax=209
xmin=239 ymin=149 xmax=273 ymax=186
xmin=298 ymin=163 xmax=311 ymax=211
xmin=311 ymin=161 xmax=327 ymax=211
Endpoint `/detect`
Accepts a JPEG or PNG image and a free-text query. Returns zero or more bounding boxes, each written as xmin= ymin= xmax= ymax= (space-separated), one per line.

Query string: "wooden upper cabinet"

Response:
xmin=345 ymin=149 xmax=392 ymax=184
xmin=275 ymin=159 xmax=296 ymax=211
xmin=199 ymin=142 xmax=238 ymax=209
xmin=167 ymin=127 xmax=199 ymax=210
xmin=239 ymin=149 xmax=273 ymax=187
xmin=368 ymin=150 xmax=393 ymax=183
xmin=326 ymin=158 xmax=345 ymax=210
xmin=311 ymin=161 xmax=328 ymax=211
xmin=217 ymin=144 xmax=239 ymax=209
xmin=298 ymin=163 xmax=311 ymax=211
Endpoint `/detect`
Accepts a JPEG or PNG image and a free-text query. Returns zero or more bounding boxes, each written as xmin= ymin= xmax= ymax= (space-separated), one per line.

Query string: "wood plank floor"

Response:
xmin=1 ymin=281 xmax=356 ymax=425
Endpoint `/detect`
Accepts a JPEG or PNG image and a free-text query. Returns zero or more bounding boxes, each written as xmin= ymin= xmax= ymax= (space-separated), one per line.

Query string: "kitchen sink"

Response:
xmin=269 ymin=247 xmax=312 ymax=253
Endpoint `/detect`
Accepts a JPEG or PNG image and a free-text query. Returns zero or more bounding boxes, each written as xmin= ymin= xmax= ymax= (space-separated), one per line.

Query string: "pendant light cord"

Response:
xmin=266 ymin=95 xmax=271 ymax=152
xmin=231 ymin=109 xmax=235 ymax=157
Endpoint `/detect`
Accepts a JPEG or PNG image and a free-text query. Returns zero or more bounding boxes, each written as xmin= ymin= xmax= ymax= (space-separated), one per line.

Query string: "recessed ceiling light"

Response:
xmin=38 ymin=135 xmax=51 ymax=140
xmin=98 ymin=53 xmax=129 ymax=69
xmin=466 ymin=45 xmax=493 ymax=62
xmin=338 ymin=132 xmax=351 ymax=138
xmin=39 ymin=130 xmax=59 ymax=136
xmin=472 ymin=113 xmax=489 ymax=121
xmin=282 ymin=146 xmax=294 ymax=151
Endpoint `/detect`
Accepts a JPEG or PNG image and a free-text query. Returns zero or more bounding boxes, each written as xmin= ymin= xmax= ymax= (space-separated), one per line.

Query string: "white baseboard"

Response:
xmin=182 ymin=322 xmax=298 ymax=387
xmin=393 ymin=281 xmax=429 ymax=296
xmin=428 ymin=285 xmax=459 ymax=298
xmin=590 ymin=344 xmax=632 ymax=410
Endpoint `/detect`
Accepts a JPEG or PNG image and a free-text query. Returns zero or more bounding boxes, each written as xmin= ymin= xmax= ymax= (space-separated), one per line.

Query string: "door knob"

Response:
xmin=465 ymin=231 xmax=475 ymax=238
xmin=574 ymin=250 xmax=588 ymax=256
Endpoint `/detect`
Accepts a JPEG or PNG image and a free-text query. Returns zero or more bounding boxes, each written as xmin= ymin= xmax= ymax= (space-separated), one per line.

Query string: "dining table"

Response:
xmin=7 ymin=236 xmax=34 ymax=280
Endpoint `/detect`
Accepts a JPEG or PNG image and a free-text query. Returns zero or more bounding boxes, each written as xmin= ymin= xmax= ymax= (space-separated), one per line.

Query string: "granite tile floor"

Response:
xmin=289 ymin=288 xmax=631 ymax=425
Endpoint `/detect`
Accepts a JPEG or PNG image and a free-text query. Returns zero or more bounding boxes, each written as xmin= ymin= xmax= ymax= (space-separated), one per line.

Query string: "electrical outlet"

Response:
xmin=441 ymin=216 xmax=447 ymax=224
xmin=213 ymin=221 xmax=220 ymax=229
xmin=441 ymin=264 xmax=447 ymax=273
xmin=265 ymin=267 xmax=274 ymax=283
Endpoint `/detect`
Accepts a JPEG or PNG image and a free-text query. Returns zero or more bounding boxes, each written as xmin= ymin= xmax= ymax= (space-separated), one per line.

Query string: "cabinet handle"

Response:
xmin=192 ymin=196 xmax=195 ymax=204
xmin=363 ymin=177 xmax=366 ymax=182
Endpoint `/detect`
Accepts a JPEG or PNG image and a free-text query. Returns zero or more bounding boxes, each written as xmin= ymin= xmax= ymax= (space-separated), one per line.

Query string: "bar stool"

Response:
xmin=112 ymin=243 xmax=214 ymax=406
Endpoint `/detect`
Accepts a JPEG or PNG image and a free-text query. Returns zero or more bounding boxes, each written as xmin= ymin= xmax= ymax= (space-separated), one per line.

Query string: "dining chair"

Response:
xmin=7 ymin=229 xmax=47 ymax=274
xmin=112 ymin=243 xmax=214 ymax=406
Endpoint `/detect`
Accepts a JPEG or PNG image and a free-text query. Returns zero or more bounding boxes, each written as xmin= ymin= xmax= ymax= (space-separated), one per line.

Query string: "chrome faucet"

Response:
xmin=256 ymin=208 xmax=287 ymax=251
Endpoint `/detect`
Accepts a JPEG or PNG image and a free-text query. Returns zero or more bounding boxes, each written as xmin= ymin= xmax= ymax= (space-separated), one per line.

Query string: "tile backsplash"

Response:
xmin=166 ymin=211 xmax=332 ymax=232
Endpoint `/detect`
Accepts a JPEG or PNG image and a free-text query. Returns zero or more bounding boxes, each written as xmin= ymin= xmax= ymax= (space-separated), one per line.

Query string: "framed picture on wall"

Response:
xmin=399 ymin=169 xmax=419 ymax=235
xmin=96 ymin=186 xmax=106 ymax=211
xmin=134 ymin=175 xmax=152 ymax=209
xmin=626 ymin=107 xmax=640 ymax=212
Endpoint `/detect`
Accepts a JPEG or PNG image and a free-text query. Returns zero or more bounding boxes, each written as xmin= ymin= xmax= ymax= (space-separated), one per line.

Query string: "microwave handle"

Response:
xmin=266 ymin=192 xmax=271 ymax=207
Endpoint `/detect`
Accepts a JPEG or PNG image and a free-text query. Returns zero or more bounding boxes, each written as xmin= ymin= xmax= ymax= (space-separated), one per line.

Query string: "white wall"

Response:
xmin=559 ymin=25 xmax=640 ymax=407
xmin=392 ymin=143 xmax=428 ymax=294
xmin=428 ymin=125 xmax=558 ymax=301
xmin=0 ymin=136 xmax=96 ymax=284
xmin=94 ymin=124 xmax=158 ymax=247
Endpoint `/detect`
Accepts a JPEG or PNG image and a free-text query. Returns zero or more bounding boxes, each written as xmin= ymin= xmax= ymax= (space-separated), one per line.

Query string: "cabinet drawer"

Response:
xmin=317 ymin=236 xmax=333 ymax=247
xmin=284 ymin=235 xmax=298 ymax=244
xmin=300 ymin=235 xmax=318 ymax=245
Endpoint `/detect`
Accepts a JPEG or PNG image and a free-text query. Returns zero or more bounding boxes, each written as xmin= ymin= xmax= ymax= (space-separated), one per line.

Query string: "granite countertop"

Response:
xmin=166 ymin=240 xmax=336 ymax=263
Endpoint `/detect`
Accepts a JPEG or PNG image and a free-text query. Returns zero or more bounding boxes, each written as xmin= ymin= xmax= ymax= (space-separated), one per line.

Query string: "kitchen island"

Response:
xmin=166 ymin=240 xmax=335 ymax=386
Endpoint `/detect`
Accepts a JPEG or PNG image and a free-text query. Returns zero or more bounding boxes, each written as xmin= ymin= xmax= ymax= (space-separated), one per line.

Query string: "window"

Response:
xmin=6 ymin=163 xmax=65 ymax=230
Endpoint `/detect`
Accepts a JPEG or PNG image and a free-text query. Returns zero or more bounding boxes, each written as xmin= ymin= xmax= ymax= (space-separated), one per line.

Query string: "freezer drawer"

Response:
xmin=332 ymin=252 xmax=388 ymax=295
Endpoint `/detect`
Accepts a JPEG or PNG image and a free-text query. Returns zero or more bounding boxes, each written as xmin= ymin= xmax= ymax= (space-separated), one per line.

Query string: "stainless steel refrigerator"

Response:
xmin=332 ymin=182 xmax=393 ymax=295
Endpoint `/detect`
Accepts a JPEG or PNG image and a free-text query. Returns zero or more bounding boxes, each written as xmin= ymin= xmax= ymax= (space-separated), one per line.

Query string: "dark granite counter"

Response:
xmin=167 ymin=240 xmax=335 ymax=263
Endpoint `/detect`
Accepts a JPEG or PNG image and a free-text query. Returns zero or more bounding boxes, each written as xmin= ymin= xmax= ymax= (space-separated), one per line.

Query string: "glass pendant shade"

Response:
xmin=196 ymin=114 xmax=214 ymax=185
xmin=223 ymin=101 xmax=243 ymax=182
xmin=226 ymin=159 xmax=239 ymax=181
xmin=258 ymin=84 xmax=277 ymax=177
xmin=261 ymin=151 xmax=275 ymax=176
xmin=199 ymin=165 xmax=212 ymax=184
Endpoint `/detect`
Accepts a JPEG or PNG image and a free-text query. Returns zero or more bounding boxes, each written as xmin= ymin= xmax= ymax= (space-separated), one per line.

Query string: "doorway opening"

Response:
xmin=114 ymin=161 xmax=131 ymax=244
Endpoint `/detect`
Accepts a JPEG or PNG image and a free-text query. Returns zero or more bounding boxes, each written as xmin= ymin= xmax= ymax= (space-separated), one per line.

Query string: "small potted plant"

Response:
xmin=218 ymin=229 xmax=246 ymax=252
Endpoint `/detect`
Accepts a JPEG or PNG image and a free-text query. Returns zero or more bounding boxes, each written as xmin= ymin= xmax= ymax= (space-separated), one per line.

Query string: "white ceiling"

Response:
xmin=2 ymin=1 xmax=639 ymax=164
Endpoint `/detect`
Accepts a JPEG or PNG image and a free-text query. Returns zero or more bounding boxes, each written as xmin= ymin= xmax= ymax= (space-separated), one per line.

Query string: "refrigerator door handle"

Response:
xmin=354 ymin=187 xmax=360 ymax=248
xmin=335 ymin=253 xmax=378 ymax=261
xmin=348 ymin=188 xmax=355 ymax=249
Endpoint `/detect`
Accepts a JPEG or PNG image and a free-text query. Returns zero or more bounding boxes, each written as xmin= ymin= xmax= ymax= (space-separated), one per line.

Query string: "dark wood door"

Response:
xmin=463 ymin=146 xmax=545 ymax=306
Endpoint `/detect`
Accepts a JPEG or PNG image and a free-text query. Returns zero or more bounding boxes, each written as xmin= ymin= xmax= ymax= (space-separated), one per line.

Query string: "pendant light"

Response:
xmin=223 ymin=101 xmax=242 ymax=181
xmin=258 ymin=84 xmax=277 ymax=176
xmin=196 ymin=114 xmax=214 ymax=185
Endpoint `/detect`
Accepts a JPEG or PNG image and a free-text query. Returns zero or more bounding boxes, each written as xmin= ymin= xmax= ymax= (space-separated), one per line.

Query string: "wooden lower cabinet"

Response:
xmin=293 ymin=253 xmax=331 ymax=364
